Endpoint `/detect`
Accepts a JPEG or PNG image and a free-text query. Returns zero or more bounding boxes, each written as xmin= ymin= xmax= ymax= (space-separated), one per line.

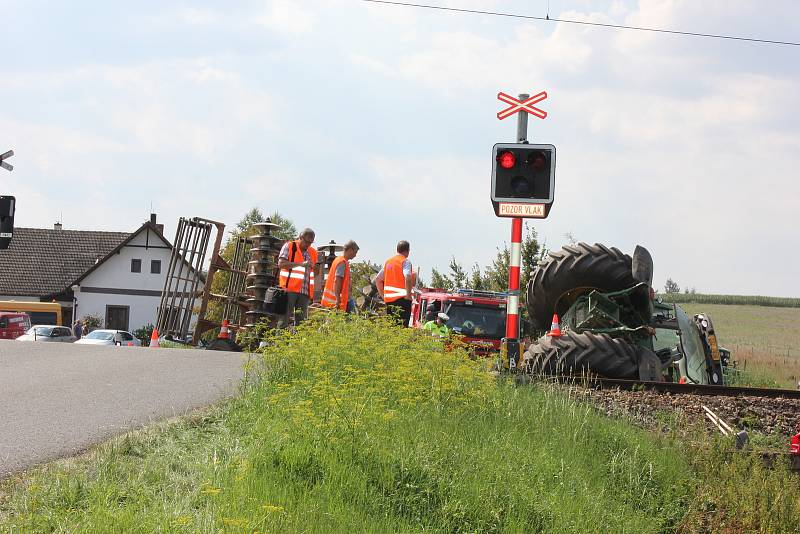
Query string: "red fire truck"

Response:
xmin=411 ymin=288 xmax=508 ymax=353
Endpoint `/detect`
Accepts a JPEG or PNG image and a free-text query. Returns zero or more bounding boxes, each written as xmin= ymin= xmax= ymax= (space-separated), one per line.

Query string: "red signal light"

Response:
xmin=497 ymin=151 xmax=516 ymax=169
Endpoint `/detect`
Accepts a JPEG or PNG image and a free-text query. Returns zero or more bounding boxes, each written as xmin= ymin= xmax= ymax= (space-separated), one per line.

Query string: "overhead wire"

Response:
xmin=362 ymin=0 xmax=800 ymax=47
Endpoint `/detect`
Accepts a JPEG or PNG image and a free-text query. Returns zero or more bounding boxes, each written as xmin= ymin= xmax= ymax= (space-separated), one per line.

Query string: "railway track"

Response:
xmin=515 ymin=375 xmax=800 ymax=400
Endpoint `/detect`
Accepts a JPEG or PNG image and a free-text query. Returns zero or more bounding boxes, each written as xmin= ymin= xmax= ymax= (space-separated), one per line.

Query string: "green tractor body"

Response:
xmin=524 ymin=243 xmax=726 ymax=385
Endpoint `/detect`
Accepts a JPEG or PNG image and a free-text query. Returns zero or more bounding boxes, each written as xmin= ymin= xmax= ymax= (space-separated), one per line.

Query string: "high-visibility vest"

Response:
xmin=321 ymin=256 xmax=350 ymax=311
xmin=423 ymin=320 xmax=449 ymax=338
xmin=383 ymin=254 xmax=409 ymax=303
xmin=278 ymin=240 xmax=318 ymax=297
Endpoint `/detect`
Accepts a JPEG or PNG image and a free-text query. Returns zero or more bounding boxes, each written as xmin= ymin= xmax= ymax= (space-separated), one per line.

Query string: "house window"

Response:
xmin=151 ymin=259 xmax=161 ymax=274
xmin=131 ymin=259 xmax=142 ymax=273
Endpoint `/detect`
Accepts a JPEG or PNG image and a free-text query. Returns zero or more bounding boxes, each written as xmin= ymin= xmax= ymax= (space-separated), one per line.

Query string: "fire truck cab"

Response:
xmin=411 ymin=288 xmax=507 ymax=353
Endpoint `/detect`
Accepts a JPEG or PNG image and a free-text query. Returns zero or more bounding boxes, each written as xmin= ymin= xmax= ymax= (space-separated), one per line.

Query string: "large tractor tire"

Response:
xmin=526 ymin=242 xmax=636 ymax=331
xmin=522 ymin=331 xmax=643 ymax=379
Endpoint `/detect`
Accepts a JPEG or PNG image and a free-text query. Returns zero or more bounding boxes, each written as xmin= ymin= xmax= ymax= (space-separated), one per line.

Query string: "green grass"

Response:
xmin=2 ymin=315 xmax=800 ymax=532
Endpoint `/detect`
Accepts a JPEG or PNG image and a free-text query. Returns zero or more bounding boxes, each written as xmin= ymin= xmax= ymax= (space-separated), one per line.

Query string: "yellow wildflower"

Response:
xmin=200 ymin=483 xmax=222 ymax=496
xmin=261 ymin=504 xmax=285 ymax=513
xmin=173 ymin=515 xmax=192 ymax=526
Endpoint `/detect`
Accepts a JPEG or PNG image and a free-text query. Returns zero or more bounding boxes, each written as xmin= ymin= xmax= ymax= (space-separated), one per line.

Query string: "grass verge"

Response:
xmin=2 ymin=314 xmax=799 ymax=532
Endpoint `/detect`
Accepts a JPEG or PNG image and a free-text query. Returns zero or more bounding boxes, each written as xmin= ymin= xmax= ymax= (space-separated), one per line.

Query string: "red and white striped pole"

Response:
xmin=506 ymin=218 xmax=522 ymax=340
xmin=504 ymin=93 xmax=529 ymax=370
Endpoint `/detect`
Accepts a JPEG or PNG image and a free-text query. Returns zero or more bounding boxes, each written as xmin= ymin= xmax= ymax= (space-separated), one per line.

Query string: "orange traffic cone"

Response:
xmin=546 ymin=314 xmax=562 ymax=337
xmin=150 ymin=327 xmax=160 ymax=348
xmin=218 ymin=319 xmax=230 ymax=340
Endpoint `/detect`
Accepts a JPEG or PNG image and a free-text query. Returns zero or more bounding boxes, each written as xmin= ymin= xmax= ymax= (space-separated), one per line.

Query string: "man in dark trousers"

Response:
xmin=277 ymin=228 xmax=318 ymax=328
xmin=72 ymin=319 xmax=83 ymax=340
xmin=376 ymin=240 xmax=415 ymax=327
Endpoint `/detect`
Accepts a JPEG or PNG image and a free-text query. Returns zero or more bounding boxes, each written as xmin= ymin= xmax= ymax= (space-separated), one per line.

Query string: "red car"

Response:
xmin=411 ymin=288 xmax=507 ymax=354
xmin=0 ymin=312 xmax=32 ymax=340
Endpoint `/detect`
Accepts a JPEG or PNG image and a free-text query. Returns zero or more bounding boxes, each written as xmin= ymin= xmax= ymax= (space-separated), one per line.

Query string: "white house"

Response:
xmin=0 ymin=214 xmax=203 ymax=332
xmin=72 ymin=215 xmax=202 ymax=332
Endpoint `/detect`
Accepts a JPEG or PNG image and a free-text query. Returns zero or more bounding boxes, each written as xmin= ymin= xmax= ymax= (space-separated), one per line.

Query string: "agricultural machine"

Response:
xmin=522 ymin=243 xmax=726 ymax=384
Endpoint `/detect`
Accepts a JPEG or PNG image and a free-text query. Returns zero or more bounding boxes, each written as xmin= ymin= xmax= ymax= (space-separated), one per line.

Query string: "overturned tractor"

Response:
xmin=523 ymin=243 xmax=726 ymax=384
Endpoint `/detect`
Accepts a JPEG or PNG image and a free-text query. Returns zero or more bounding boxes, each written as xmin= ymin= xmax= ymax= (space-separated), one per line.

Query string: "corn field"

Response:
xmin=658 ymin=293 xmax=800 ymax=308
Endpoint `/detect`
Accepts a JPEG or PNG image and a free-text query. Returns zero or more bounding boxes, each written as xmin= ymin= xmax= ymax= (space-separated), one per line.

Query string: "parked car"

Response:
xmin=74 ymin=329 xmax=141 ymax=346
xmin=16 ymin=325 xmax=77 ymax=343
xmin=0 ymin=312 xmax=32 ymax=340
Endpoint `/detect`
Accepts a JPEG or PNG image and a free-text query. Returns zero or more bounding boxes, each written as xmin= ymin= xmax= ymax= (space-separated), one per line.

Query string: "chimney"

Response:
xmin=149 ymin=213 xmax=164 ymax=234
xmin=54 ymin=222 xmax=62 ymax=231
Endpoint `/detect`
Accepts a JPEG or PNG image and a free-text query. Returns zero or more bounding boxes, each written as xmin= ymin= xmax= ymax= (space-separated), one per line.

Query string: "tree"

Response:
xmin=482 ymin=246 xmax=510 ymax=292
xmin=470 ymin=263 xmax=485 ymax=291
xmin=448 ymin=257 xmax=468 ymax=289
xmin=236 ymin=207 xmax=265 ymax=233
xmin=430 ymin=267 xmax=454 ymax=291
xmin=520 ymin=223 xmax=547 ymax=294
xmin=664 ymin=278 xmax=680 ymax=294
xmin=267 ymin=211 xmax=297 ymax=241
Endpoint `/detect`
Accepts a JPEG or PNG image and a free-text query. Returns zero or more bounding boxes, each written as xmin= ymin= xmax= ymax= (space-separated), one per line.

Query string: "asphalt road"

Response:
xmin=0 ymin=340 xmax=248 ymax=478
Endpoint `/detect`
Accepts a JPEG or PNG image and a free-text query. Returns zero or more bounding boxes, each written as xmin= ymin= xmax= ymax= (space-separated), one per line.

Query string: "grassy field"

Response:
xmin=681 ymin=303 xmax=800 ymax=388
xmin=2 ymin=314 xmax=800 ymax=532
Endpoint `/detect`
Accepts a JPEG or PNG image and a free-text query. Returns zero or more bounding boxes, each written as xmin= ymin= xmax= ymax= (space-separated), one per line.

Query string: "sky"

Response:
xmin=1 ymin=0 xmax=799 ymax=297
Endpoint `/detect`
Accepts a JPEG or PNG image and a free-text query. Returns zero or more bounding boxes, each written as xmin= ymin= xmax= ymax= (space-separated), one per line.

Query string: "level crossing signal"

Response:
xmin=0 ymin=196 xmax=15 ymax=250
xmin=490 ymin=143 xmax=556 ymax=218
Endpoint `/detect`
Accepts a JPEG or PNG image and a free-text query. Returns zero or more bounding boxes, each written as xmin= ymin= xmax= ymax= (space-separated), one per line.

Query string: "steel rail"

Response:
xmin=515 ymin=375 xmax=800 ymax=400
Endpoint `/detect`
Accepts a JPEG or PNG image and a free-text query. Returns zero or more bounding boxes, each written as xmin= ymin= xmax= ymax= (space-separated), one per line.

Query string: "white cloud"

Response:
xmin=257 ymin=0 xmax=315 ymax=34
xmin=347 ymin=155 xmax=487 ymax=215
xmin=178 ymin=7 xmax=219 ymax=26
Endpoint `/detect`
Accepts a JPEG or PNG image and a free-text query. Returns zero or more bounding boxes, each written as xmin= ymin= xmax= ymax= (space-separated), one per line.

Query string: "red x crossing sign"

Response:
xmin=497 ymin=91 xmax=547 ymax=120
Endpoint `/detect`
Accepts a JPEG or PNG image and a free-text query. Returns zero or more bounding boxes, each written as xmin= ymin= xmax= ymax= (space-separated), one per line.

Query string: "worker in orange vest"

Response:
xmin=277 ymin=228 xmax=318 ymax=328
xmin=376 ymin=240 xmax=416 ymax=327
xmin=321 ymin=240 xmax=359 ymax=311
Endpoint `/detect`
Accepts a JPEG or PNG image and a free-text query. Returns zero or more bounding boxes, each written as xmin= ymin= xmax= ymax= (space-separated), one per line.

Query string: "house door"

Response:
xmin=106 ymin=306 xmax=130 ymax=331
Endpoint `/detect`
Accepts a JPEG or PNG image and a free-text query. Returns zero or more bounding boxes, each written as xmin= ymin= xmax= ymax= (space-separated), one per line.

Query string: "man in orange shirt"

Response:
xmin=376 ymin=240 xmax=415 ymax=327
xmin=321 ymin=240 xmax=359 ymax=311
xmin=277 ymin=228 xmax=318 ymax=328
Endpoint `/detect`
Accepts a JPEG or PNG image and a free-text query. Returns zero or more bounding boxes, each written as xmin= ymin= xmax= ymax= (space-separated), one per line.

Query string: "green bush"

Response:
xmin=133 ymin=323 xmax=155 ymax=346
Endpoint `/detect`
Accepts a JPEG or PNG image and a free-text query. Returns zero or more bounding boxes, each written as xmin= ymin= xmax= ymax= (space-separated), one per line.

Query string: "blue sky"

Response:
xmin=2 ymin=1 xmax=799 ymax=297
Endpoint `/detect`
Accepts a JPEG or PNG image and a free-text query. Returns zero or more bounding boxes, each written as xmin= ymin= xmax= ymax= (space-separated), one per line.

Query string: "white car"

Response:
xmin=74 ymin=329 xmax=142 ymax=346
xmin=16 ymin=325 xmax=77 ymax=343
